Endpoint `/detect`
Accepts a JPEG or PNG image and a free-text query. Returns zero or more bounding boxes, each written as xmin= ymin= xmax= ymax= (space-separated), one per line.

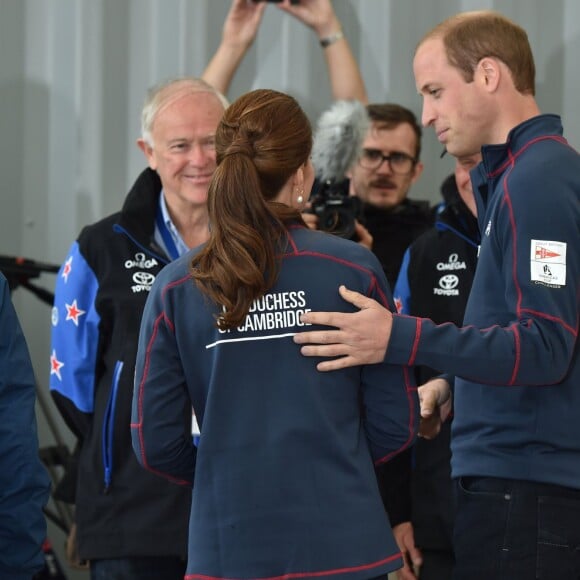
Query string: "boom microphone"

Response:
xmin=309 ymin=100 xmax=369 ymax=239
xmin=311 ymin=99 xmax=369 ymax=183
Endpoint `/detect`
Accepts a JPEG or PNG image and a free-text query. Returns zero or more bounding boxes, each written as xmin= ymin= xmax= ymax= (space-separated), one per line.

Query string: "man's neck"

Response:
xmin=164 ymin=196 xmax=210 ymax=249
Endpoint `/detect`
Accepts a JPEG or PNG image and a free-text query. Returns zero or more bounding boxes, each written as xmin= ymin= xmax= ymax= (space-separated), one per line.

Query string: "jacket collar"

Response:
xmin=479 ymin=114 xmax=563 ymax=177
xmin=470 ymin=114 xmax=564 ymax=219
xmin=118 ymin=168 xmax=162 ymax=242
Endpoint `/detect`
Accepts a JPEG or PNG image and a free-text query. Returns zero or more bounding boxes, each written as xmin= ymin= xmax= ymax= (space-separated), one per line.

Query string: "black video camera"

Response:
xmin=309 ymin=178 xmax=362 ymax=240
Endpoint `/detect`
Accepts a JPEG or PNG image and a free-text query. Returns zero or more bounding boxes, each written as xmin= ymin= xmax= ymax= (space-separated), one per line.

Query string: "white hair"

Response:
xmin=140 ymin=77 xmax=229 ymax=146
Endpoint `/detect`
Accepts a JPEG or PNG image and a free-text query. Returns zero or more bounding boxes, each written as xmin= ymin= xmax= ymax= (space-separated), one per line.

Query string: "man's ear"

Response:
xmin=410 ymin=160 xmax=424 ymax=185
xmin=478 ymin=57 xmax=500 ymax=92
xmin=137 ymin=138 xmax=157 ymax=169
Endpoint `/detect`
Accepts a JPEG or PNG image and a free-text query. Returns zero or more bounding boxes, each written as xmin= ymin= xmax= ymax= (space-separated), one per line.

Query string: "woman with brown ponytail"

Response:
xmin=131 ymin=88 xmax=417 ymax=580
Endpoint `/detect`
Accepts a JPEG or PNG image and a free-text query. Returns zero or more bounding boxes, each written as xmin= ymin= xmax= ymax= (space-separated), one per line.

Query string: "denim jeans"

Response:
xmin=453 ymin=476 xmax=580 ymax=580
xmin=90 ymin=556 xmax=186 ymax=580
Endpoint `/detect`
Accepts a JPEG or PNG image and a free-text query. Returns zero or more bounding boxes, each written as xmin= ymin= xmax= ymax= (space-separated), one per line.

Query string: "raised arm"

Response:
xmin=276 ymin=0 xmax=368 ymax=103
xmin=201 ymin=0 xmax=267 ymax=95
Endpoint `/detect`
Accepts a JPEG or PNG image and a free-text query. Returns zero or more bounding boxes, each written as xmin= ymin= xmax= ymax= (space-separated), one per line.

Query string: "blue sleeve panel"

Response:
xmin=49 ymin=241 xmax=101 ymax=431
xmin=0 ymin=274 xmax=51 ymax=579
xmin=392 ymin=247 xmax=411 ymax=315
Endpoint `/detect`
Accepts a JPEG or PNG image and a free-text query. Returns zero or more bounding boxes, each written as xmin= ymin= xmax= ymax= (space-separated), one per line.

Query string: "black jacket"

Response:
xmin=362 ymin=199 xmax=433 ymax=289
xmin=49 ymin=168 xmax=191 ymax=560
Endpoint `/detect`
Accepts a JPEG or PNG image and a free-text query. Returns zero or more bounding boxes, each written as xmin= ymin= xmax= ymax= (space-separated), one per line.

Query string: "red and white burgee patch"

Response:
xmin=530 ymin=239 xmax=566 ymax=286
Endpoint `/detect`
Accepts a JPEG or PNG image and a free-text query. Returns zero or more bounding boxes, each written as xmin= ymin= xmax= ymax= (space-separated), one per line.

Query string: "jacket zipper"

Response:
xmin=100 ymin=224 xmax=168 ymax=491
xmin=102 ymin=360 xmax=123 ymax=493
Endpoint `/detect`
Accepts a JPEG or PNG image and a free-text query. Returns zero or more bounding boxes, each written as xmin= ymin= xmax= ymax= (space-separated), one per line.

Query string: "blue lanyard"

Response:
xmin=155 ymin=206 xmax=180 ymax=261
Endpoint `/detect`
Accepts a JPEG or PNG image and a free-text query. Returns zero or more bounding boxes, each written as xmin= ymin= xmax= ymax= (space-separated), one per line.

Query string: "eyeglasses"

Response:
xmin=358 ymin=148 xmax=417 ymax=175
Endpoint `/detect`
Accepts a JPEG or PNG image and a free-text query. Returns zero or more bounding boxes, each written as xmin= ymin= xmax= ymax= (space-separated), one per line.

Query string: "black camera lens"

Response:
xmin=310 ymin=180 xmax=362 ymax=240
xmin=319 ymin=208 xmax=353 ymax=238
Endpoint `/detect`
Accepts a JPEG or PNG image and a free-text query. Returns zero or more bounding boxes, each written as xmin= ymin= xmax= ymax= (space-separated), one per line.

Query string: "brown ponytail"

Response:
xmin=190 ymin=89 xmax=312 ymax=330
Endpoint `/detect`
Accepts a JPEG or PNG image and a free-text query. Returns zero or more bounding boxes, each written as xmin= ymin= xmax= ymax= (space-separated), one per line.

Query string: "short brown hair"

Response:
xmin=366 ymin=103 xmax=422 ymax=160
xmin=420 ymin=10 xmax=535 ymax=96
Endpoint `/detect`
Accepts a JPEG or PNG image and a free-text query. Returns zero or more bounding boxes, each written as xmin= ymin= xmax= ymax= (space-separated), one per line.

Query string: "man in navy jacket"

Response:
xmin=295 ymin=11 xmax=580 ymax=580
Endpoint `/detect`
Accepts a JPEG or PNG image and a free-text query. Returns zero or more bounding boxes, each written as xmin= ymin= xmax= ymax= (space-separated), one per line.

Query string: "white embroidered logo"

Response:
xmin=436 ymin=253 xmax=467 ymax=271
xmin=125 ymin=253 xmax=159 ymax=270
xmin=131 ymin=271 xmax=156 ymax=293
xmin=433 ymin=274 xmax=459 ymax=296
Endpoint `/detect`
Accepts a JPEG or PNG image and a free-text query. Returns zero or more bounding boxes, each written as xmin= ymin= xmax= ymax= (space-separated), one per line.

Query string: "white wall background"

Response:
xmin=1 ymin=1 xmax=578 ymax=577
